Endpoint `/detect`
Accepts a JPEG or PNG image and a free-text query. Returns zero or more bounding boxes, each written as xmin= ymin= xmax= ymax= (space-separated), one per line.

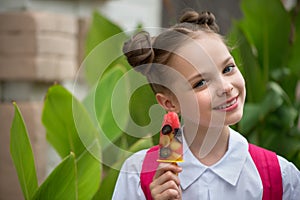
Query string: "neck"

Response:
xmin=183 ymin=123 xmax=230 ymax=166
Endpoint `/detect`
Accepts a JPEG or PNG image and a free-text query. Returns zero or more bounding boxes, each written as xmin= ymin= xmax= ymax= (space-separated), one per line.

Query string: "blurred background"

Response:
xmin=0 ymin=0 xmax=299 ymax=199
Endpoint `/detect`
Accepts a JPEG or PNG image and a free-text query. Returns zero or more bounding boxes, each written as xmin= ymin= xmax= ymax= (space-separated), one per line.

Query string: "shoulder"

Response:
xmin=277 ymin=155 xmax=300 ymax=200
xmin=277 ymin=156 xmax=300 ymax=191
xmin=112 ymin=148 xmax=149 ymax=200
xmin=277 ymin=155 xmax=299 ymax=173
xmin=120 ymin=148 xmax=148 ymax=173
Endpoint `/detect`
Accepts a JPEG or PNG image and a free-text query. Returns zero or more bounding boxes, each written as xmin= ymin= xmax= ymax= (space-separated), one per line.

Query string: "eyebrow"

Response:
xmin=222 ymin=56 xmax=234 ymax=66
xmin=187 ymin=73 xmax=205 ymax=83
xmin=187 ymin=56 xmax=233 ymax=83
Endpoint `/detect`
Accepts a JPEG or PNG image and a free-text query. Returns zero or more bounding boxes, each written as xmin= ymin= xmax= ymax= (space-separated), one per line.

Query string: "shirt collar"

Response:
xmin=178 ymin=127 xmax=248 ymax=190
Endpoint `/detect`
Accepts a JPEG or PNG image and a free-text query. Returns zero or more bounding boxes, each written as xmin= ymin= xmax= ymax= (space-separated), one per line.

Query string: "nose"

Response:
xmin=216 ymin=78 xmax=233 ymax=97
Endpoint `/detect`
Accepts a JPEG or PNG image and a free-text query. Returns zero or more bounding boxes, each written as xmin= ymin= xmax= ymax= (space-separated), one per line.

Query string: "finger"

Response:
xmin=152 ymin=187 xmax=180 ymax=200
xmin=152 ymin=170 xmax=181 ymax=187
xmin=154 ymin=163 xmax=182 ymax=179
xmin=151 ymin=177 xmax=180 ymax=194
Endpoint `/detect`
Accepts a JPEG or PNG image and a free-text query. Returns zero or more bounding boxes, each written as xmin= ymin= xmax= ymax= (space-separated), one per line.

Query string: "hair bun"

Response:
xmin=122 ymin=31 xmax=154 ymax=75
xmin=179 ymin=10 xmax=219 ymax=33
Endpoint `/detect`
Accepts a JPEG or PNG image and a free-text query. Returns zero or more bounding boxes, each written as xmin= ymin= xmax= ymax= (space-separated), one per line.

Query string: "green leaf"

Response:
xmin=239 ymin=103 xmax=261 ymax=134
xmin=288 ymin=4 xmax=300 ymax=77
xmin=83 ymin=64 xmax=130 ymax=150
xmin=93 ymin=137 xmax=153 ymax=200
xmin=32 ymin=153 xmax=76 ymax=199
xmin=10 ymin=102 xmax=38 ymax=200
xmin=259 ymin=83 xmax=284 ymax=114
xmin=232 ymin=0 xmax=291 ymax=102
xmin=239 ymin=83 xmax=285 ymax=135
xmin=85 ymin=10 xmax=125 ymax=56
xmin=84 ymin=10 xmax=128 ymax=85
xmin=129 ymin=84 xmax=160 ymax=128
xmin=240 ymin=0 xmax=290 ymax=72
xmin=42 ymin=85 xmax=101 ymax=199
xmin=43 ymin=86 xmax=83 ymax=157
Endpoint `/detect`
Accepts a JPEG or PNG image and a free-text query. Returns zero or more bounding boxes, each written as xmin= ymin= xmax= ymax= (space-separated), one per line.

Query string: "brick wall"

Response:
xmin=0 ymin=11 xmax=78 ymax=82
xmin=0 ymin=11 xmax=83 ymax=199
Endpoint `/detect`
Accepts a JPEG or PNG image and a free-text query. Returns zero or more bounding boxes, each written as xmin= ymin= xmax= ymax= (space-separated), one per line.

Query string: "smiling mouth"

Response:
xmin=213 ymin=97 xmax=238 ymax=110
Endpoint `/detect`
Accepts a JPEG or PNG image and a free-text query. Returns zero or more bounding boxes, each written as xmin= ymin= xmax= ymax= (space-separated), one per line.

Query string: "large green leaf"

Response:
xmin=43 ymin=86 xmax=83 ymax=157
xmin=42 ymin=85 xmax=101 ymax=199
xmin=239 ymin=82 xmax=285 ymax=135
xmin=83 ymin=64 xmax=130 ymax=151
xmin=288 ymin=3 xmax=300 ymax=76
xmin=238 ymin=103 xmax=261 ymax=135
xmin=83 ymin=10 xmax=161 ymax=148
xmin=92 ymin=137 xmax=153 ymax=200
xmin=10 ymin=102 xmax=38 ymax=200
xmin=84 ymin=10 xmax=128 ymax=85
xmin=240 ymin=0 xmax=290 ymax=73
xmin=232 ymin=0 xmax=291 ymax=103
xmin=85 ymin=10 xmax=125 ymax=57
xmin=32 ymin=153 xmax=76 ymax=199
xmin=284 ymin=4 xmax=300 ymax=99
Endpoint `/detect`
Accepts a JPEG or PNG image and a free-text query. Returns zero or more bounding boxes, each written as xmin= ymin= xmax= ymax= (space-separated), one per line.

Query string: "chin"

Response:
xmin=226 ymin=111 xmax=243 ymax=126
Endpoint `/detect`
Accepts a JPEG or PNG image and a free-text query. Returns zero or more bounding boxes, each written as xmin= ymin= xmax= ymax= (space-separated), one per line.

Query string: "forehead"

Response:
xmin=168 ymin=34 xmax=231 ymax=77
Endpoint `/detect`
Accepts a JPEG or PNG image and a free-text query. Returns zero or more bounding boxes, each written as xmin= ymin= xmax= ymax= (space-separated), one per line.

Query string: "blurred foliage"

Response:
xmin=228 ymin=0 xmax=300 ymax=168
xmin=9 ymin=0 xmax=300 ymax=199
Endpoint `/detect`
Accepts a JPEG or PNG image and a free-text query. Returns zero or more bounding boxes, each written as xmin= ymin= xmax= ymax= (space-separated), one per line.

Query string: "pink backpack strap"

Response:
xmin=141 ymin=144 xmax=283 ymax=200
xmin=140 ymin=145 xmax=159 ymax=200
xmin=248 ymin=144 xmax=283 ymax=200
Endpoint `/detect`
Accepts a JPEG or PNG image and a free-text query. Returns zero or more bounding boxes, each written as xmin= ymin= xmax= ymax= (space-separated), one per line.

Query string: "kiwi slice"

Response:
xmin=160 ymin=147 xmax=171 ymax=158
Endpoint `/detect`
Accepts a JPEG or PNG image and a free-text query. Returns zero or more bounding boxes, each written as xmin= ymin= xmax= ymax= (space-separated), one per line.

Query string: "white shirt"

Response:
xmin=112 ymin=128 xmax=300 ymax=200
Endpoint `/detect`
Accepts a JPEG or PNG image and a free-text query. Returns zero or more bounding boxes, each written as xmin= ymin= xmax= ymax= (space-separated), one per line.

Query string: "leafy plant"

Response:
xmin=10 ymin=102 xmax=78 ymax=199
xmin=42 ymin=85 xmax=101 ymax=199
xmin=82 ymin=11 xmax=160 ymax=198
xmin=228 ymin=0 xmax=300 ymax=167
xmin=10 ymin=10 xmax=158 ymax=200
xmin=10 ymin=1 xmax=300 ymax=199
xmin=10 ymin=102 xmax=38 ymax=200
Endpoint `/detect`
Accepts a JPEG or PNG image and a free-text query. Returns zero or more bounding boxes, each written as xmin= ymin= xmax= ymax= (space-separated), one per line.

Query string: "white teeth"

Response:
xmin=215 ymin=98 xmax=237 ymax=110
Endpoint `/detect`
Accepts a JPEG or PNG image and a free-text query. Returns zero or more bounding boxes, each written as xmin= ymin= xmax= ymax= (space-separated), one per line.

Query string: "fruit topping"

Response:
xmin=162 ymin=124 xmax=172 ymax=135
xmin=159 ymin=147 xmax=171 ymax=158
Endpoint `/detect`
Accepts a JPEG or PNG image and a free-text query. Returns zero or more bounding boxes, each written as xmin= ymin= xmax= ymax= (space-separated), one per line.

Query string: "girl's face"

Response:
xmin=167 ymin=34 xmax=246 ymax=128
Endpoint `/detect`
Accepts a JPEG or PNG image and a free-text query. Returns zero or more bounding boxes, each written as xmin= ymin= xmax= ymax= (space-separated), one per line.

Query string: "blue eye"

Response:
xmin=223 ymin=65 xmax=235 ymax=74
xmin=193 ymin=79 xmax=206 ymax=89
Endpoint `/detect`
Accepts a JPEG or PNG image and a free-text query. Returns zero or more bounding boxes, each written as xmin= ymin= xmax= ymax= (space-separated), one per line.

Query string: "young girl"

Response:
xmin=112 ymin=10 xmax=300 ymax=200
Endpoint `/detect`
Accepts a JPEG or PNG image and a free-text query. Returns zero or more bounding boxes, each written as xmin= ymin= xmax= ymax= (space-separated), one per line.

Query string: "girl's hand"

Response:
xmin=150 ymin=163 xmax=182 ymax=200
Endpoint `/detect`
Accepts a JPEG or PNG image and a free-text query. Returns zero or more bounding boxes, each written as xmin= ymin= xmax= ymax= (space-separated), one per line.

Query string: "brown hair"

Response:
xmin=123 ymin=10 xmax=220 ymax=94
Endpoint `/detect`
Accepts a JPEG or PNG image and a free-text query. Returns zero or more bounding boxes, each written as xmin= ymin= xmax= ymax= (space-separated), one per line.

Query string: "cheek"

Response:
xmin=178 ymin=92 xmax=199 ymax=113
xmin=175 ymin=90 xmax=204 ymax=119
xmin=236 ymin=71 xmax=246 ymax=88
xmin=237 ymin=74 xmax=246 ymax=99
xmin=198 ymin=91 xmax=213 ymax=109
xmin=231 ymin=70 xmax=246 ymax=97
xmin=181 ymin=91 xmax=212 ymax=117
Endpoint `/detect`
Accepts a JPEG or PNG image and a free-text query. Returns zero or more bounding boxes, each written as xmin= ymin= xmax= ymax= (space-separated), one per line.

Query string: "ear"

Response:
xmin=155 ymin=93 xmax=180 ymax=113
